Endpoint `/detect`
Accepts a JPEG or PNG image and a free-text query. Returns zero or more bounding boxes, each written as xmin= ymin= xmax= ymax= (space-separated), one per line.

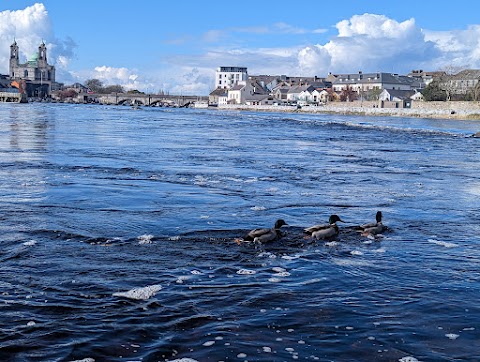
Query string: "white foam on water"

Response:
xmin=23 ymin=240 xmax=37 ymax=246
xmin=399 ymin=357 xmax=421 ymax=362
xmin=68 ymin=359 xmax=95 ymax=362
xmin=333 ymin=258 xmax=371 ymax=267
xmin=463 ymin=327 xmax=475 ymax=331
xmin=169 ymin=359 xmax=199 ymax=362
xmin=200 ymin=215 xmax=210 ymax=219
xmin=250 ymin=206 xmax=266 ymax=211
xmin=300 ymin=278 xmax=327 ymax=285
xmin=112 ymin=285 xmax=162 ymax=300
xmin=202 ymin=341 xmax=215 ymax=347
xmin=244 ymin=177 xmax=258 ymax=183
xmin=445 ymin=333 xmax=459 ymax=340
xmin=191 ymin=270 xmax=203 ymax=275
xmin=281 ymin=255 xmax=300 ymax=260
xmin=272 ymin=267 xmax=286 ymax=273
xmin=176 ymin=276 xmax=191 ymax=284
xmin=168 ymin=236 xmax=181 ymax=241
xmin=350 ymin=250 xmax=364 ymax=256
xmin=268 ymin=278 xmax=282 ymax=283
xmin=26 ymin=321 xmax=36 ymax=327
xmin=428 ymin=239 xmax=458 ymax=248
xmin=258 ymin=252 xmax=277 ymax=259
xmin=373 ymin=248 xmax=386 ymax=253
xmin=325 ymin=241 xmax=338 ymax=247
xmin=262 ymin=346 xmax=272 ymax=353
xmin=237 ymin=353 xmax=247 ymax=358
xmin=137 ymin=234 xmax=154 ymax=245
xmin=236 ymin=269 xmax=256 ymax=275
xmin=273 ymin=272 xmax=291 ymax=277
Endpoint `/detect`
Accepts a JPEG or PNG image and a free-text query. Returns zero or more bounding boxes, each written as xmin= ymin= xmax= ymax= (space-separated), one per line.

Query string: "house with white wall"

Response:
xmin=287 ymin=85 xmax=311 ymax=103
xmin=332 ymin=72 xmax=417 ymax=94
xmin=227 ymin=79 xmax=269 ymax=104
xmin=215 ymin=66 xmax=248 ymax=90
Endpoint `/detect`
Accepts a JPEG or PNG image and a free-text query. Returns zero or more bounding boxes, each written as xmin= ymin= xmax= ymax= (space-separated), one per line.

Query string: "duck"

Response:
xmin=357 ymin=211 xmax=386 ymax=236
xmin=304 ymin=214 xmax=344 ymax=240
xmin=237 ymin=219 xmax=288 ymax=243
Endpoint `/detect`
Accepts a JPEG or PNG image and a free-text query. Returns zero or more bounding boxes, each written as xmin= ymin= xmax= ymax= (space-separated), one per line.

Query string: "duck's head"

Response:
xmin=274 ymin=219 xmax=288 ymax=229
xmin=375 ymin=211 xmax=383 ymax=223
xmin=329 ymin=214 xmax=344 ymax=224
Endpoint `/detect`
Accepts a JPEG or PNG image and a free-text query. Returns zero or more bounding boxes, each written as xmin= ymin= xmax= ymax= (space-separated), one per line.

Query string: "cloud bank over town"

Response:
xmin=2 ymin=4 xmax=480 ymax=95
xmin=0 ymin=4 xmax=76 ymax=81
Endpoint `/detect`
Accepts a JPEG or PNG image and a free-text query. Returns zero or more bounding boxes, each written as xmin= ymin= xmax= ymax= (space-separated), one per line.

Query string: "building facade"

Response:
xmin=331 ymin=72 xmax=418 ymax=93
xmin=215 ymin=66 xmax=248 ymax=89
xmin=9 ymin=40 xmax=56 ymax=97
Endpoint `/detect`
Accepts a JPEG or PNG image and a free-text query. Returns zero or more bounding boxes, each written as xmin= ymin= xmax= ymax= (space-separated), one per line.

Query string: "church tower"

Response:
xmin=38 ymin=41 xmax=47 ymax=68
xmin=9 ymin=40 xmax=19 ymax=78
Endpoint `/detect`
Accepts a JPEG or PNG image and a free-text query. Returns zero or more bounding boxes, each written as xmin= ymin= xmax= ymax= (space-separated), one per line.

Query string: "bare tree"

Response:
xmin=438 ymin=65 xmax=468 ymax=101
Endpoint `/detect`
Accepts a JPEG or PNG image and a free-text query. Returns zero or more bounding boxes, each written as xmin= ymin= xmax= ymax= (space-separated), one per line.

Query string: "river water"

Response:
xmin=0 ymin=103 xmax=479 ymax=362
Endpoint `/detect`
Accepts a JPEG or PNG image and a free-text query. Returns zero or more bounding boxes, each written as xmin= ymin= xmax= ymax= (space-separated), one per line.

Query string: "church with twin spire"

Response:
xmin=9 ymin=40 xmax=57 ymax=98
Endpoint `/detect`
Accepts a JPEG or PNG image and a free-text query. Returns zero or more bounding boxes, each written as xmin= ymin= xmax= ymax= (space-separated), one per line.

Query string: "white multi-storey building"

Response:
xmin=215 ymin=66 xmax=248 ymax=89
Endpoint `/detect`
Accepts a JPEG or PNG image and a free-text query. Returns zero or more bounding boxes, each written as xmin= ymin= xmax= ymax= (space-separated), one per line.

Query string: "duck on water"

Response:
xmin=236 ymin=219 xmax=288 ymax=243
xmin=304 ymin=214 xmax=344 ymax=240
xmin=355 ymin=211 xmax=386 ymax=237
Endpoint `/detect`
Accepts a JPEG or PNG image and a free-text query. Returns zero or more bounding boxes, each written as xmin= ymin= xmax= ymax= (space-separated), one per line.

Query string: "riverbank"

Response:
xmin=218 ymin=101 xmax=480 ymax=121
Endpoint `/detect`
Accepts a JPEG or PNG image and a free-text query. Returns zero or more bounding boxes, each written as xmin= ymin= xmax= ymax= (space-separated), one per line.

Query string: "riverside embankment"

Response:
xmin=218 ymin=101 xmax=480 ymax=120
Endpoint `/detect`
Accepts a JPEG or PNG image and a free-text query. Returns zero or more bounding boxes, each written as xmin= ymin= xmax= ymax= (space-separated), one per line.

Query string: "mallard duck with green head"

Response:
xmin=236 ymin=219 xmax=288 ymax=243
xmin=357 ymin=211 xmax=386 ymax=236
xmin=304 ymin=214 xmax=344 ymax=240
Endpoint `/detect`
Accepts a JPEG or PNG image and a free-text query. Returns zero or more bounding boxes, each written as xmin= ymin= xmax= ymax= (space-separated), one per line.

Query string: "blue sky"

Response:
xmin=1 ymin=1 xmax=480 ymax=95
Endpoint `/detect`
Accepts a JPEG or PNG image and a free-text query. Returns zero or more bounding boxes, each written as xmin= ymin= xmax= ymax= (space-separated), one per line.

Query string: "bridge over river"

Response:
xmin=85 ymin=93 xmax=208 ymax=107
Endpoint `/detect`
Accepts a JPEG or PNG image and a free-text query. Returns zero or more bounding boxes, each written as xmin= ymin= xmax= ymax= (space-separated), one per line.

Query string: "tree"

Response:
xmin=437 ymin=65 xmax=467 ymax=101
xmin=366 ymin=88 xmax=382 ymax=101
xmin=469 ymin=80 xmax=480 ymax=101
xmin=85 ymin=79 xmax=104 ymax=93
xmin=421 ymin=81 xmax=447 ymax=101
xmin=104 ymin=85 xmax=125 ymax=93
xmin=340 ymin=86 xmax=357 ymax=102
xmin=127 ymin=89 xmax=144 ymax=94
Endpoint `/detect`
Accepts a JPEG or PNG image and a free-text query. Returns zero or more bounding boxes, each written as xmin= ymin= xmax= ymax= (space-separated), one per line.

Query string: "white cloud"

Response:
xmin=425 ymin=25 xmax=480 ymax=69
xmin=89 ymin=65 xmax=154 ymax=91
xmin=0 ymin=3 xmax=51 ymax=73
xmin=297 ymin=13 xmax=440 ymax=75
xmin=0 ymin=3 xmax=76 ymax=80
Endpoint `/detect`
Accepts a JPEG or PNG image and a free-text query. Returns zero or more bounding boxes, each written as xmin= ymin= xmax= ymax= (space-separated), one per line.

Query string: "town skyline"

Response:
xmin=1 ymin=1 xmax=480 ymax=95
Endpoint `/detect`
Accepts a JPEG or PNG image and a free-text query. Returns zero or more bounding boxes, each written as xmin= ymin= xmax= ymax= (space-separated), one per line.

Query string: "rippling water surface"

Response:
xmin=1 ymin=103 xmax=479 ymax=361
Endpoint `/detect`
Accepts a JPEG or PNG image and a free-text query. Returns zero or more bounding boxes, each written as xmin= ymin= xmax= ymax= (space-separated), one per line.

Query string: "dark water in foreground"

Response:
xmin=0 ymin=103 xmax=479 ymax=362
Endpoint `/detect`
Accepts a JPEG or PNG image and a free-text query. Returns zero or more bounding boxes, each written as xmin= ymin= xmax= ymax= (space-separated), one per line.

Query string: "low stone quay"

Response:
xmin=218 ymin=101 xmax=480 ymax=120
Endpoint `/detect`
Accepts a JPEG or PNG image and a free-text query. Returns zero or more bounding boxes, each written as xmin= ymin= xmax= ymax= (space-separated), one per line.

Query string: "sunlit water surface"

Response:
xmin=0 ymin=103 xmax=479 ymax=362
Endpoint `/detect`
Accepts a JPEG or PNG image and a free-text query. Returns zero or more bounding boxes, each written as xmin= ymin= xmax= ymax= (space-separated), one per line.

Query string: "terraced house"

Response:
xmin=330 ymin=71 xmax=421 ymax=94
